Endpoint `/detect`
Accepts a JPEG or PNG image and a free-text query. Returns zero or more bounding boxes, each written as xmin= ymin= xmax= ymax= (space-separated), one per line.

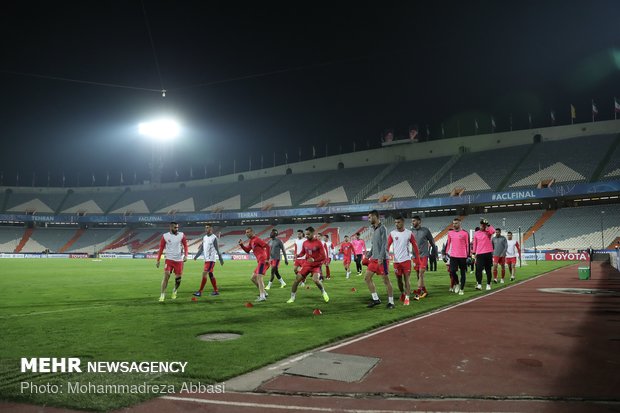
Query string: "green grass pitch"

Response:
xmin=0 ymin=258 xmax=574 ymax=411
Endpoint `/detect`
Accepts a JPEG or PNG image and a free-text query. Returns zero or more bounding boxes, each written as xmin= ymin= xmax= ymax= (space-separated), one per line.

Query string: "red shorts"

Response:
xmin=393 ymin=260 xmax=411 ymax=277
xmin=254 ymin=261 xmax=270 ymax=275
xmin=294 ymin=259 xmax=306 ymax=267
xmin=493 ymin=256 xmax=506 ymax=265
xmin=368 ymin=259 xmax=388 ymax=276
xmin=506 ymin=257 xmax=517 ymax=265
xmin=414 ymin=256 xmax=428 ymax=271
xmin=362 ymin=257 xmax=370 ymax=266
xmin=299 ymin=264 xmax=322 ymax=281
xmin=203 ymin=261 xmax=215 ymax=273
xmin=343 ymin=256 xmax=351 ymax=266
xmin=270 ymin=259 xmax=280 ymax=269
xmin=165 ymin=259 xmax=184 ymax=276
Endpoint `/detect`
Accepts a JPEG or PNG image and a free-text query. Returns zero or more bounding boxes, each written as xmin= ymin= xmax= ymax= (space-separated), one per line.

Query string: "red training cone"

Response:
xmin=313 ymin=309 xmax=322 ymax=315
xmin=245 ymin=302 xmax=254 ymax=308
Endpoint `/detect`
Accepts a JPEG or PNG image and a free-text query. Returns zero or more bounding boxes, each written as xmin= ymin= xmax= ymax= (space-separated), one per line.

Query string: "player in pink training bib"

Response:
xmin=444 ymin=217 xmax=470 ymax=295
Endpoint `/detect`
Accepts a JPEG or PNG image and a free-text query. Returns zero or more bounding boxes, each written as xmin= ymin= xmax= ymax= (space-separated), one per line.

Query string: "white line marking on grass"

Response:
xmin=322 ymin=265 xmax=571 ymax=352
xmin=161 ymin=395 xmax=519 ymax=413
xmin=0 ymin=305 xmax=112 ymax=318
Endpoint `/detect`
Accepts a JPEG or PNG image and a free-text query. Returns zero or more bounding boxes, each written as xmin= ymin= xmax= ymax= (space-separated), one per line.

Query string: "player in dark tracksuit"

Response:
xmin=429 ymin=244 xmax=438 ymax=271
xmin=266 ymin=229 xmax=288 ymax=290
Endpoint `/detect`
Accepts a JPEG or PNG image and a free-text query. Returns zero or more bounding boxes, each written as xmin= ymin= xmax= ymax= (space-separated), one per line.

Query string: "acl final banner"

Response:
xmin=545 ymin=252 xmax=590 ymax=261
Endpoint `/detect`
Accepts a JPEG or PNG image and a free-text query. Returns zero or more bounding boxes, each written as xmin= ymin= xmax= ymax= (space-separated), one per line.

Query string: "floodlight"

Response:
xmin=138 ymin=119 xmax=180 ymax=141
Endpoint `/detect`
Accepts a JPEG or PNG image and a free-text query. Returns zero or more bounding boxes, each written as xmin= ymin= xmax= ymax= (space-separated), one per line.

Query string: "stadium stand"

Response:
xmin=1 ymin=203 xmax=617 ymax=254
xmin=507 ymin=134 xmax=616 ymax=188
xmin=1 ymin=122 xmax=620 ymax=257
xmin=599 ymin=134 xmax=620 ymax=181
xmin=60 ymin=191 xmax=127 ymax=215
xmin=107 ymin=175 xmax=288 ymax=213
xmin=533 ymin=204 xmax=620 ymax=250
xmin=0 ymin=227 xmax=25 ymax=252
xmin=429 ymin=146 xmax=531 ymax=195
xmin=29 ymin=228 xmax=77 ymax=252
xmin=232 ymin=170 xmax=332 ymax=208
xmin=5 ymin=192 xmax=67 ymax=214
xmin=363 ymin=157 xmax=451 ymax=201
xmin=315 ymin=164 xmax=386 ymax=204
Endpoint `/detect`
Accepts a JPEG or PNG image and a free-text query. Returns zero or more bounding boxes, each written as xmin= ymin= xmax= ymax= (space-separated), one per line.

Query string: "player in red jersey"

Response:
xmin=287 ymin=226 xmax=329 ymax=303
xmin=340 ymin=235 xmax=355 ymax=278
xmin=238 ymin=227 xmax=271 ymax=302
xmin=156 ymin=222 xmax=188 ymax=302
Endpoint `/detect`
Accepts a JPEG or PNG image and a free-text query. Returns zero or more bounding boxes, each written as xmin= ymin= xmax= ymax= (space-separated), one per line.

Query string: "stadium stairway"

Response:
xmin=351 ymin=161 xmax=402 ymax=204
xmin=58 ymin=228 xmax=85 ymax=253
xmin=54 ymin=190 xmax=72 ymax=214
xmin=495 ymin=143 xmax=536 ymax=191
xmin=295 ymin=174 xmax=336 ymax=207
xmin=419 ymin=153 xmax=462 ymax=198
xmin=590 ymin=133 xmax=620 ymax=182
xmin=104 ymin=188 xmax=130 ymax=214
xmin=433 ymin=215 xmax=465 ymax=242
xmin=131 ymin=232 xmax=162 ymax=252
xmin=523 ymin=210 xmax=555 ymax=242
xmin=242 ymin=176 xmax=287 ymax=210
xmin=14 ymin=227 xmax=34 ymax=253
xmin=101 ymin=228 xmax=137 ymax=252
xmin=606 ymin=236 xmax=620 ymax=249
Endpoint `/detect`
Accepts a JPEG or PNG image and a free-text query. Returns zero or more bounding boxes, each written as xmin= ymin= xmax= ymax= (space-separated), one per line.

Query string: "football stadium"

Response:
xmin=1 ymin=2 xmax=619 ymax=413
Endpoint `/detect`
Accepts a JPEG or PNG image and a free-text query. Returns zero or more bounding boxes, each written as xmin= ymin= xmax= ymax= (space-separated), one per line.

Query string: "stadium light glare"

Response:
xmin=138 ymin=119 xmax=180 ymax=141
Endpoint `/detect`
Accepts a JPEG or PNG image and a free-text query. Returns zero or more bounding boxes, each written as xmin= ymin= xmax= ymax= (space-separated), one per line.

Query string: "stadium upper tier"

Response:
xmin=600 ymin=135 xmax=620 ymax=181
xmin=1 ymin=204 xmax=618 ymax=254
xmin=428 ymin=146 xmax=531 ymax=195
xmin=1 ymin=122 xmax=619 ymax=214
xmin=507 ymin=134 xmax=617 ymax=188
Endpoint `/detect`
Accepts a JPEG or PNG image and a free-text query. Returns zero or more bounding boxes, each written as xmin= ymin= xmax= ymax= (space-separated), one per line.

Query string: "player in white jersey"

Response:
xmin=387 ymin=215 xmax=420 ymax=306
xmin=292 ymin=230 xmax=307 ymax=287
xmin=505 ymin=231 xmax=521 ymax=281
xmin=193 ymin=224 xmax=224 ymax=297
xmin=322 ymin=234 xmax=333 ymax=279
xmin=156 ymin=222 xmax=189 ymax=302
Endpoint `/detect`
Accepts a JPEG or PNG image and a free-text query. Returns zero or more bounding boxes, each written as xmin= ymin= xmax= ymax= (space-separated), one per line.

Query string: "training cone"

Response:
xmin=313 ymin=309 xmax=322 ymax=315
xmin=306 ymin=285 xmax=310 ymax=289
xmin=191 ymin=297 xmax=198 ymax=301
xmin=244 ymin=302 xmax=254 ymax=308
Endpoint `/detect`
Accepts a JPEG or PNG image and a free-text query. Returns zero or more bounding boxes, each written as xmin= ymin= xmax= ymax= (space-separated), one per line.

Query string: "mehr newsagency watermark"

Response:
xmin=18 ymin=357 xmax=225 ymax=395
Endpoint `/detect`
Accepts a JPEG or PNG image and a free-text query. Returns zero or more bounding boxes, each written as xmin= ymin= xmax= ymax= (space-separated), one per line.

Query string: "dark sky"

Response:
xmin=1 ymin=0 xmax=619 ymax=186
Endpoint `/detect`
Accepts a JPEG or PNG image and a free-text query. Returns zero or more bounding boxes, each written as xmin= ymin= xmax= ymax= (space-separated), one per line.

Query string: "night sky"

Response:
xmin=1 ymin=1 xmax=619 ymax=187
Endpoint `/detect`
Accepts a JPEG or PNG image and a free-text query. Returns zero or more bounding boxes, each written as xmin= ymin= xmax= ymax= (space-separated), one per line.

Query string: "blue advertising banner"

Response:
xmin=1 ymin=180 xmax=618 ymax=224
